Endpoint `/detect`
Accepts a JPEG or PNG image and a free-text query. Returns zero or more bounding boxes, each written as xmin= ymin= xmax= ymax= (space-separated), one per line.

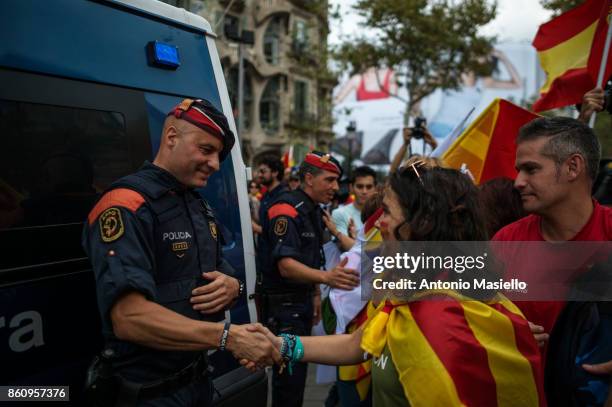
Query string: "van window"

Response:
xmin=0 ymin=99 xmax=131 ymax=270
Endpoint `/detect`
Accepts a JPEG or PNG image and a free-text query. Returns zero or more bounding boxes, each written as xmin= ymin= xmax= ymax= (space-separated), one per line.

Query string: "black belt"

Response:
xmin=264 ymin=290 xmax=313 ymax=304
xmin=117 ymin=355 xmax=208 ymax=403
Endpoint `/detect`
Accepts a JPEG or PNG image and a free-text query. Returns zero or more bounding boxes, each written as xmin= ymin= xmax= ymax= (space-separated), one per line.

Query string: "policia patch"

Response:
xmin=99 ymin=207 xmax=125 ymax=242
xmin=274 ymin=218 xmax=288 ymax=236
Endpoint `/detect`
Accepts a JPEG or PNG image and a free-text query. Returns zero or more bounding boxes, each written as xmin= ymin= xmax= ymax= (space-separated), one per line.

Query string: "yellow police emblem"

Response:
xmin=274 ymin=218 xmax=288 ymax=236
xmin=99 ymin=207 xmax=124 ymax=242
xmin=209 ymin=221 xmax=218 ymax=241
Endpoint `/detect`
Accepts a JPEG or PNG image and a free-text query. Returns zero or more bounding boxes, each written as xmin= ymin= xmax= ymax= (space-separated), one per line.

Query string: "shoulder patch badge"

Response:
xmin=209 ymin=221 xmax=218 ymax=241
xmin=274 ymin=217 xmax=288 ymax=236
xmin=99 ymin=207 xmax=124 ymax=242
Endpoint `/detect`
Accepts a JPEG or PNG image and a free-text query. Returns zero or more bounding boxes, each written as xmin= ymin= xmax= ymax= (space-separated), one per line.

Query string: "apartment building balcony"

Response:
xmin=254 ymin=0 xmax=292 ymax=25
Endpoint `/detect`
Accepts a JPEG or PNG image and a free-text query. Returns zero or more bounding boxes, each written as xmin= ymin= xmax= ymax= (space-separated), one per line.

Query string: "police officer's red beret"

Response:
xmin=303 ymin=151 xmax=343 ymax=178
xmin=167 ymin=98 xmax=235 ymax=161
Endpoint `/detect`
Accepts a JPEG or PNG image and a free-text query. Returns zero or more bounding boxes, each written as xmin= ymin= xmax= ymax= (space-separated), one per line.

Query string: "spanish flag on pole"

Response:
xmin=441 ymin=99 xmax=539 ymax=185
xmin=282 ymin=145 xmax=295 ymax=169
xmin=532 ymin=0 xmax=612 ymax=112
xmin=361 ymin=291 xmax=545 ymax=406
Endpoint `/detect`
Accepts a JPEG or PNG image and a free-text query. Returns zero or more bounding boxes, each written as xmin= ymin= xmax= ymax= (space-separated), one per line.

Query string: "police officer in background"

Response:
xmin=82 ymin=99 xmax=280 ymax=406
xmin=259 ymin=151 xmax=360 ymax=407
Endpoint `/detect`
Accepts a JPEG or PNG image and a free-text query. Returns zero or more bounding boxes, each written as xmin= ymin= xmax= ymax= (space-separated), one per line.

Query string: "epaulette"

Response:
xmin=87 ymin=188 xmax=145 ymax=225
xmin=268 ymin=203 xmax=298 ymax=219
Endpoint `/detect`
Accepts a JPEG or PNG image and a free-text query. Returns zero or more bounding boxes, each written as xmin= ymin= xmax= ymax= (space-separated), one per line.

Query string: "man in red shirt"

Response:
xmin=493 ymin=116 xmax=612 ymax=342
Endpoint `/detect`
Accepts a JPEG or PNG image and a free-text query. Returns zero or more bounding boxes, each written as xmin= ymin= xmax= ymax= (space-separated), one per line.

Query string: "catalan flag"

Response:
xmin=441 ymin=99 xmax=539 ymax=185
xmin=361 ymin=290 xmax=545 ymax=406
xmin=532 ymin=0 xmax=612 ymax=112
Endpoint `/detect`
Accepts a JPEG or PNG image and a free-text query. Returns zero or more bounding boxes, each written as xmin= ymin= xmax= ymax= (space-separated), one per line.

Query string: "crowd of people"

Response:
xmin=245 ymin=87 xmax=612 ymax=407
xmin=82 ymin=89 xmax=612 ymax=407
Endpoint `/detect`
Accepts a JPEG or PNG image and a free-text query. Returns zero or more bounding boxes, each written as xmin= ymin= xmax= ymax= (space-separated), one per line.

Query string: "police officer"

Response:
xmin=253 ymin=155 xmax=287 ymax=294
xmin=82 ymin=99 xmax=280 ymax=406
xmin=259 ymin=151 xmax=360 ymax=407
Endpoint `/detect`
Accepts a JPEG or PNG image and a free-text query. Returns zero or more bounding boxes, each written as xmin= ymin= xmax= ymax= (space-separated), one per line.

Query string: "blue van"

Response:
xmin=0 ymin=0 xmax=264 ymax=404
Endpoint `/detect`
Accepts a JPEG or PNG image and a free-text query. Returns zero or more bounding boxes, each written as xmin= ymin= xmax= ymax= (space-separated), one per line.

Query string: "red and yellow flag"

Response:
xmin=361 ymin=291 xmax=545 ymax=406
xmin=441 ymin=99 xmax=539 ymax=185
xmin=282 ymin=145 xmax=295 ymax=169
xmin=532 ymin=0 xmax=612 ymax=112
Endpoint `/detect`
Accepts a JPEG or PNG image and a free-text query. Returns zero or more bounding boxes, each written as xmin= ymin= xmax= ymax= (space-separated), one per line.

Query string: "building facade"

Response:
xmin=163 ymin=0 xmax=336 ymax=164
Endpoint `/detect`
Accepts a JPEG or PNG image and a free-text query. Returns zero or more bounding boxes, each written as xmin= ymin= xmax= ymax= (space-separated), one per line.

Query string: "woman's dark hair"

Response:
xmin=389 ymin=167 xmax=488 ymax=241
xmin=478 ymin=177 xmax=525 ymax=237
xmin=388 ymin=166 xmax=496 ymax=300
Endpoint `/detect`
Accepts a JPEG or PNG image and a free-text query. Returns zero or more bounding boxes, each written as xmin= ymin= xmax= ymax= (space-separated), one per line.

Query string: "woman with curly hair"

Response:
xmin=244 ymin=166 xmax=545 ymax=407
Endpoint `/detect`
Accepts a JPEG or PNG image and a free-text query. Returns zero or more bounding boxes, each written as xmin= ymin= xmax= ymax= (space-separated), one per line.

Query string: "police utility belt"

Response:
xmin=262 ymin=289 xmax=314 ymax=307
xmin=85 ymin=349 xmax=208 ymax=405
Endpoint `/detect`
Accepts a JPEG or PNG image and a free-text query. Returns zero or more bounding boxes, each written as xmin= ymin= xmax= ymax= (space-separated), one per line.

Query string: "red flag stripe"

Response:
xmin=532 ymin=0 xmax=605 ymax=50
xmin=532 ymin=68 xmax=595 ymax=112
xmin=489 ymin=303 xmax=547 ymax=407
xmin=480 ymin=100 xmax=539 ymax=181
xmin=409 ymin=300 xmax=499 ymax=406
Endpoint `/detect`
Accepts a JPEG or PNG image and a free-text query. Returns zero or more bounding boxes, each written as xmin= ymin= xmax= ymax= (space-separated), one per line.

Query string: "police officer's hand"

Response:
xmin=227 ymin=323 xmax=281 ymax=368
xmin=191 ymin=272 xmax=240 ymax=314
xmin=325 ymin=257 xmax=359 ymax=290
xmin=239 ymin=324 xmax=283 ymax=372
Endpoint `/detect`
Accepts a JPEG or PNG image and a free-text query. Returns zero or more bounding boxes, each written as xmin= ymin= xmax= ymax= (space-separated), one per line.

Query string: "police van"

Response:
xmin=0 ymin=0 xmax=264 ymax=404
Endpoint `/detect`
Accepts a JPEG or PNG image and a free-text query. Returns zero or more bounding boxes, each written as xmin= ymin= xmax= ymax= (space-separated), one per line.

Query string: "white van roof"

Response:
xmin=106 ymin=0 xmax=216 ymax=37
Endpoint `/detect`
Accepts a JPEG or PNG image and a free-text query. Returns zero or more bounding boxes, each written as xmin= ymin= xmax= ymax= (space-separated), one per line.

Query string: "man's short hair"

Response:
xmin=352 ymin=166 xmax=377 ymax=184
xmin=517 ymin=117 xmax=601 ymax=181
xmin=257 ymin=155 xmax=284 ymax=182
xmin=298 ymin=162 xmax=324 ymax=182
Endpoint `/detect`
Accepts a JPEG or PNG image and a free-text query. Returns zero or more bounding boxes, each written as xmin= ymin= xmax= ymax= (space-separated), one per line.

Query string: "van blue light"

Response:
xmin=147 ymin=41 xmax=180 ymax=69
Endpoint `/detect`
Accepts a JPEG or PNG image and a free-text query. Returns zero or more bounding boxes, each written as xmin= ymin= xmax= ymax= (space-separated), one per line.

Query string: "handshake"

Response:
xmin=224 ymin=323 xmax=295 ymax=372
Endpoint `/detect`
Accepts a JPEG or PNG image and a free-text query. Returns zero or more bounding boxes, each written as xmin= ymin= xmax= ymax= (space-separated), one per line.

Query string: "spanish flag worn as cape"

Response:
xmin=532 ymin=0 xmax=612 ymax=112
xmin=441 ymin=99 xmax=539 ymax=185
xmin=361 ymin=290 xmax=545 ymax=406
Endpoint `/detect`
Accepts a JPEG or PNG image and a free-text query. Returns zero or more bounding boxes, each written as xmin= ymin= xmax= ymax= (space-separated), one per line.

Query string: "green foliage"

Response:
xmin=539 ymin=0 xmax=584 ymax=16
xmin=594 ymin=112 xmax=612 ymax=157
xmin=334 ymin=0 xmax=497 ymax=116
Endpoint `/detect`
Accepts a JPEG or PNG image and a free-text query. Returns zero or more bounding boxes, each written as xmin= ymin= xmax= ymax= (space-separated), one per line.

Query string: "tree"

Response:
xmin=334 ymin=0 xmax=497 ymax=122
xmin=539 ymin=0 xmax=584 ymax=16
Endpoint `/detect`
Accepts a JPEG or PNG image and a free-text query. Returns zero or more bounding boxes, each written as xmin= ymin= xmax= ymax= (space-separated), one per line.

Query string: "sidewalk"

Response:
xmin=303 ymin=364 xmax=333 ymax=407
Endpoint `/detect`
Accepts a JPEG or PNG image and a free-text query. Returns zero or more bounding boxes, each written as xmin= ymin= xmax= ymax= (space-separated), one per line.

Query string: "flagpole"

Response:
xmin=589 ymin=16 xmax=612 ymax=128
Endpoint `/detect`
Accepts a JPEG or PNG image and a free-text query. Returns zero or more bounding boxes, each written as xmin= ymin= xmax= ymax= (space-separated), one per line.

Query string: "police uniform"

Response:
xmin=255 ymin=182 xmax=287 ymax=290
xmin=259 ymin=152 xmax=341 ymax=407
xmin=82 ymin=99 xmax=235 ymax=407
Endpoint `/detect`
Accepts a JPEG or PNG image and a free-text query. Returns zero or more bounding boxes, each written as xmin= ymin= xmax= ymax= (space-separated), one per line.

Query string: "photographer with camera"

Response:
xmin=389 ymin=116 xmax=438 ymax=173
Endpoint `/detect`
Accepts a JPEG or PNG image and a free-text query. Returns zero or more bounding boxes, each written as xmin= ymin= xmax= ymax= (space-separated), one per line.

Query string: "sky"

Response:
xmin=328 ymin=0 xmax=554 ymax=46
